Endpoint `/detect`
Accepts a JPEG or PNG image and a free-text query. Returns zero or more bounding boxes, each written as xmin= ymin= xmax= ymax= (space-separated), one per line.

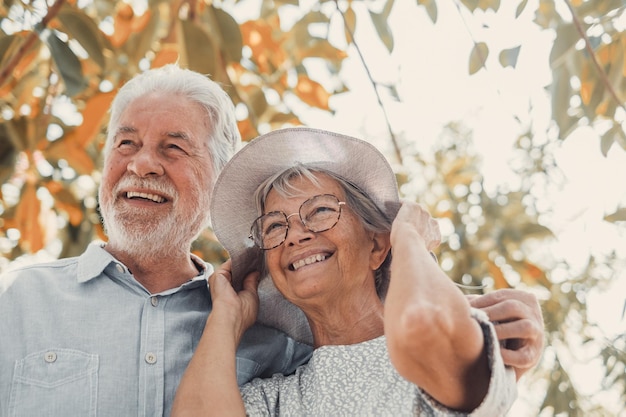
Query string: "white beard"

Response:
xmin=100 ymin=177 xmax=210 ymax=262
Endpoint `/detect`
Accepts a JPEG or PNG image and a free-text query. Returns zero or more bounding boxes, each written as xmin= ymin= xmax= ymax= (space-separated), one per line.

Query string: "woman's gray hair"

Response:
xmin=103 ymin=64 xmax=240 ymax=191
xmin=254 ymin=165 xmax=393 ymax=298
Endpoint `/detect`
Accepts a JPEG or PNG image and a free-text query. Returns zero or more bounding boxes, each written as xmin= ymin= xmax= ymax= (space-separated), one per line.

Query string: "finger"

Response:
xmin=214 ymin=259 xmax=234 ymax=284
xmin=500 ymin=344 xmax=539 ymax=370
xmin=470 ymin=289 xmax=537 ymax=309
xmin=242 ymin=271 xmax=260 ymax=293
xmin=208 ymin=272 xmax=228 ymax=298
xmin=493 ymin=317 xmax=543 ymax=340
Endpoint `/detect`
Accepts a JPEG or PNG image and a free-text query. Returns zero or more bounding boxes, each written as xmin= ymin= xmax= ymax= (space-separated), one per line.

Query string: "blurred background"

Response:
xmin=0 ymin=0 xmax=624 ymax=415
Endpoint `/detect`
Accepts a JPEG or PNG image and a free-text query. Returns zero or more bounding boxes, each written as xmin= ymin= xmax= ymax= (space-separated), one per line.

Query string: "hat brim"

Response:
xmin=210 ymin=127 xmax=400 ymax=344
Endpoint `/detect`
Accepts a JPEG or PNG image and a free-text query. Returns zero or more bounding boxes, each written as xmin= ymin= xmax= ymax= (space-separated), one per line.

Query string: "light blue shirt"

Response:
xmin=0 ymin=243 xmax=312 ymax=417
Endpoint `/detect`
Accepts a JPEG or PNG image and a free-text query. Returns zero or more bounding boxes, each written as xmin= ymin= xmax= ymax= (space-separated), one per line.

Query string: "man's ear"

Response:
xmin=369 ymin=232 xmax=391 ymax=271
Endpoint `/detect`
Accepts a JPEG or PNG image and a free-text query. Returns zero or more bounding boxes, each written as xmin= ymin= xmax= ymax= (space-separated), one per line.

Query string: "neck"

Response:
xmin=304 ymin=293 xmax=385 ymax=348
xmin=104 ymin=243 xmax=200 ymax=293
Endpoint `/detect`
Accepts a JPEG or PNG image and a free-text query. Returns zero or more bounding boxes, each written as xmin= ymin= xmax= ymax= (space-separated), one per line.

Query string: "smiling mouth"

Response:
xmin=291 ymin=254 xmax=328 ymax=271
xmin=125 ymin=191 xmax=167 ymax=203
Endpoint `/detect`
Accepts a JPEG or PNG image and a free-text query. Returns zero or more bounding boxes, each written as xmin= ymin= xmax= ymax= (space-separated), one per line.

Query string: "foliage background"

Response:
xmin=0 ymin=0 xmax=625 ymax=415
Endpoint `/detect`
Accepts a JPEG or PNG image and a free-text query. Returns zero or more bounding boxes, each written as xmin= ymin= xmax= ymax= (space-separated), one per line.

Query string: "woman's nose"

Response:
xmin=285 ymin=214 xmax=314 ymax=245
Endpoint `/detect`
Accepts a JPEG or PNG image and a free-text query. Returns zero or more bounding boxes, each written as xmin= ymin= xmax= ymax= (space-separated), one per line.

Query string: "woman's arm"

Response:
xmin=383 ymin=202 xmax=490 ymax=411
xmin=172 ymin=261 xmax=259 ymax=417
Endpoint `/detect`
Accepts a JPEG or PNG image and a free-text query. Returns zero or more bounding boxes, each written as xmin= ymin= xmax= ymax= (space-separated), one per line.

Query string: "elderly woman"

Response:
xmin=173 ymin=128 xmax=517 ymax=416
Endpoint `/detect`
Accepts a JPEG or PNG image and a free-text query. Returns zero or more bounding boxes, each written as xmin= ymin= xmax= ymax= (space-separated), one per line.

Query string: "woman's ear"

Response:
xmin=369 ymin=232 xmax=391 ymax=271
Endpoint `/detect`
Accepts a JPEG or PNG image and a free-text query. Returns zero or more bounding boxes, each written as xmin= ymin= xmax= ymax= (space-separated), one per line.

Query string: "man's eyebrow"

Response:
xmin=166 ymin=131 xmax=190 ymax=140
xmin=115 ymin=126 xmax=136 ymax=136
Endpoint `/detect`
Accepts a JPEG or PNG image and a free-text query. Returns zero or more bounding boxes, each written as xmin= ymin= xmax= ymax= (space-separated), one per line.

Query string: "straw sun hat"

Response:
xmin=210 ymin=127 xmax=400 ymax=345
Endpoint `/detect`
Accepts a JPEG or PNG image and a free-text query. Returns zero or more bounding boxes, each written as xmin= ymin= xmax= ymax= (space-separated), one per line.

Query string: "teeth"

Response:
xmin=292 ymin=254 xmax=327 ymax=271
xmin=126 ymin=191 xmax=165 ymax=203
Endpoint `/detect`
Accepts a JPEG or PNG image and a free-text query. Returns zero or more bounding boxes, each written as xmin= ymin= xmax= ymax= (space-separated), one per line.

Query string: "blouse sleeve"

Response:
xmin=239 ymin=373 xmax=284 ymax=417
xmin=417 ymin=308 xmax=518 ymax=416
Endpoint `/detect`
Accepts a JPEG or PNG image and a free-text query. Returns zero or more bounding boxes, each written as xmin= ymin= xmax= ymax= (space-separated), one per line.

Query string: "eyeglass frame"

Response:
xmin=248 ymin=194 xmax=346 ymax=250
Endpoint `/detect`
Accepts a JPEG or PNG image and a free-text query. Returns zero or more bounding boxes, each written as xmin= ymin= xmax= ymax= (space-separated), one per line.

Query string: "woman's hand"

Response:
xmin=208 ymin=259 xmax=260 ymax=343
xmin=390 ymin=201 xmax=441 ymax=252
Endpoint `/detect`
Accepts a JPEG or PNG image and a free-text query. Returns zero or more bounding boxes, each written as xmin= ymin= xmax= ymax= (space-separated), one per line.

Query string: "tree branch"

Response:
xmin=564 ymin=0 xmax=626 ymax=113
xmin=334 ymin=0 xmax=403 ymax=165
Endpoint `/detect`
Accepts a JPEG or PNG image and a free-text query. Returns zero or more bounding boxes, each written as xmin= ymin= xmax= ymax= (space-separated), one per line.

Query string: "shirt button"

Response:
xmin=150 ymin=296 xmax=158 ymax=307
xmin=145 ymin=352 xmax=157 ymax=364
xmin=44 ymin=351 xmax=57 ymax=363
xmin=116 ymin=264 xmax=124 ymax=273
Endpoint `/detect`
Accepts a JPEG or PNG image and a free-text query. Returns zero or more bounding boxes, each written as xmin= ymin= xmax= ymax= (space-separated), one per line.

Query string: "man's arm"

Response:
xmin=468 ymin=289 xmax=544 ymax=380
xmin=419 ymin=216 xmax=544 ymax=380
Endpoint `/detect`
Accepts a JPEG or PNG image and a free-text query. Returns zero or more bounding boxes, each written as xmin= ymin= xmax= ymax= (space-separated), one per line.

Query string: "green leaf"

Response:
xmin=0 ymin=34 xmax=18 ymax=66
xmin=0 ymin=124 xmax=18 ymax=185
xmin=247 ymin=86 xmax=268 ymax=119
xmin=515 ymin=0 xmax=528 ymax=17
xmin=499 ymin=45 xmax=521 ymax=68
xmin=180 ymin=20 xmax=217 ymax=76
xmin=417 ymin=0 xmax=438 ymax=23
xmin=212 ymin=6 xmax=243 ymax=63
xmin=46 ymin=32 xmax=87 ymax=97
xmin=369 ymin=10 xmax=394 ymax=53
xmin=468 ymin=42 xmax=488 ymax=75
xmin=549 ymin=23 xmax=580 ymax=69
xmin=128 ymin=8 xmax=159 ymax=66
xmin=604 ymin=207 xmax=626 ymax=223
xmin=600 ymin=126 xmax=616 ymax=156
xmin=459 ymin=0 xmax=479 ymax=12
xmin=550 ymin=66 xmax=577 ymax=138
xmin=57 ymin=6 xmax=106 ymax=69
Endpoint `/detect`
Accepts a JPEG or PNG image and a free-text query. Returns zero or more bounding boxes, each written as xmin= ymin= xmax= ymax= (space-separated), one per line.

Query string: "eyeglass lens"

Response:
xmin=251 ymin=194 xmax=343 ymax=250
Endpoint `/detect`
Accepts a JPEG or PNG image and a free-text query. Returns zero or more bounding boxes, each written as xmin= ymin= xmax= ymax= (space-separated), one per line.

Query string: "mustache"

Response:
xmin=112 ymin=176 xmax=178 ymax=201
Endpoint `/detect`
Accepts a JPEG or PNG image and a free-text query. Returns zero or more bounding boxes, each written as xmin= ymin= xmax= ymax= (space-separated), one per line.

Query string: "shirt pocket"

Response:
xmin=9 ymin=349 xmax=98 ymax=417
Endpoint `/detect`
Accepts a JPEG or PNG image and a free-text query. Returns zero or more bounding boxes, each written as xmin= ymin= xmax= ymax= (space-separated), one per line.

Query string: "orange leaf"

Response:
xmin=55 ymin=200 xmax=84 ymax=226
xmin=72 ymin=91 xmax=116 ymax=148
xmin=486 ymin=259 xmax=511 ymax=289
xmin=295 ymin=75 xmax=330 ymax=110
xmin=131 ymin=9 xmax=152 ymax=32
xmin=152 ymin=44 xmax=180 ymax=69
xmin=44 ymin=139 xmax=95 ymax=174
xmin=44 ymin=181 xmax=84 ymax=227
xmin=107 ymin=3 xmax=134 ymax=48
xmin=15 ymin=182 xmax=44 ymax=253
xmin=237 ymin=119 xmax=257 ymax=141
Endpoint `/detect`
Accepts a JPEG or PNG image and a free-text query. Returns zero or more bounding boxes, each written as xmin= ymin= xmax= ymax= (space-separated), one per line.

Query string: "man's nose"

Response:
xmin=127 ymin=148 xmax=164 ymax=177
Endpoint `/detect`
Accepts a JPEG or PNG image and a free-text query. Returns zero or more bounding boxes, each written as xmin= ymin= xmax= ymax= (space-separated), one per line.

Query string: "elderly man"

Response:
xmin=0 ymin=64 xmax=543 ymax=417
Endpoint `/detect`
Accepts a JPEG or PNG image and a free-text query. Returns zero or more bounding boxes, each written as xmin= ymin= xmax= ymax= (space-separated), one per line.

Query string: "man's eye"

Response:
xmin=117 ymin=139 xmax=134 ymax=147
xmin=166 ymin=143 xmax=185 ymax=152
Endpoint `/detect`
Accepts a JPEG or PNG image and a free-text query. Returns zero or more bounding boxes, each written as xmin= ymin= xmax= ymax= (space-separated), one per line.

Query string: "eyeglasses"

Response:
xmin=249 ymin=194 xmax=346 ymax=250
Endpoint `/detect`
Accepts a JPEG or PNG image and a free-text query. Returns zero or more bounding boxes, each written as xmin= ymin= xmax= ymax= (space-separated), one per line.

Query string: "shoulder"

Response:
xmin=1 ymin=256 xmax=79 ymax=295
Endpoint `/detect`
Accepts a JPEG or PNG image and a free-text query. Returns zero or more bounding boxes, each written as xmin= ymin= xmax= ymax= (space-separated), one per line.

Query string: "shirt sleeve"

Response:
xmin=235 ymin=323 xmax=313 ymax=386
xmin=418 ymin=308 xmax=518 ymax=416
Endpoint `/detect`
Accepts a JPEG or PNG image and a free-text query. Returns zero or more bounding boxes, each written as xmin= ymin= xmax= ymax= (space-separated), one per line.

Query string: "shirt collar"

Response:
xmin=76 ymin=242 xmax=211 ymax=286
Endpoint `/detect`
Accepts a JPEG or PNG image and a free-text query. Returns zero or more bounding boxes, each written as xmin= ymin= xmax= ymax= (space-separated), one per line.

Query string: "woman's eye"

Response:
xmin=264 ymin=222 xmax=286 ymax=234
xmin=311 ymin=205 xmax=334 ymax=215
